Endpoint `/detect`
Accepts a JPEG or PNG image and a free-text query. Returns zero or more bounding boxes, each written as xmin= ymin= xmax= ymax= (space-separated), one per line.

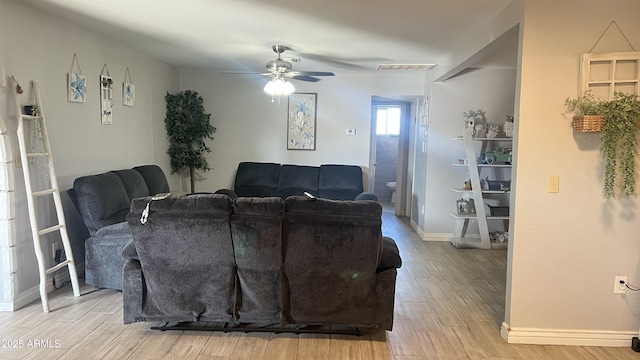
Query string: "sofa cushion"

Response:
xmin=282 ymin=196 xmax=382 ymax=326
xmin=112 ymin=169 xmax=150 ymax=200
xmin=278 ymin=165 xmax=319 ymax=199
xmin=231 ymin=197 xmax=285 ymax=323
xmin=133 ymin=165 xmax=170 ymax=195
xmin=234 ymin=162 xmax=281 ymax=197
xmin=318 ymin=165 xmax=364 ymax=200
xmin=85 ymin=222 xmax=133 ymax=290
xmin=73 ymin=172 xmax=130 ymax=235
xmin=127 ymin=194 xmax=236 ymax=322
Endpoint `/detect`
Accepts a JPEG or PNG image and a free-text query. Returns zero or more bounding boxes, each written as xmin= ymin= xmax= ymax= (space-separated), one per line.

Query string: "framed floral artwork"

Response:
xmin=123 ymin=67 xmax=135 ymax=107
xmin=67 ymin=54 xmax=86 ymax=103
xmin=287 ymin=93 xmax=317 ymax=150
xmin=68 ymin=72 xmax=87 ymax=103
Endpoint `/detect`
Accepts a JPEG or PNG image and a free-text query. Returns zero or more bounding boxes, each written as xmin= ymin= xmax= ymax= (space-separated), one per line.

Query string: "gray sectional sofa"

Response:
xmin=122 ymin=194 xmax=401 ymax=331
xmin=224 ymin=162 xmax=377 ymax=201
xmin=67 ymin=165 xmax=169 ymax=290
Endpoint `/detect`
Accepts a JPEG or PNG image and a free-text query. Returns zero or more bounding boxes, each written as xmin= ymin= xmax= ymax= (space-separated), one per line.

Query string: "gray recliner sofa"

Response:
xmin=122 ymin=194 xmax=401 ymax=331
xmin=67 ymin=165 xmax=169 ymax=290
xmin=221 ymin=162 xmax=377 ymax=201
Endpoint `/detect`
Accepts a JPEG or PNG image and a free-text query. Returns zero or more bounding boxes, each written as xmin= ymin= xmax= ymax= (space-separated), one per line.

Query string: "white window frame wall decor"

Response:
xmin=100 ymin=64 xmax=113 ymax=125
xmin=580 ymin=51 xmax=640 ymax=100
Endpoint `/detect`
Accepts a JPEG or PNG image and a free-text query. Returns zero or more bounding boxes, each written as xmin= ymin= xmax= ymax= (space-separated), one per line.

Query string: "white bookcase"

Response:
xmin=450 ymin=126 xmax=512 ymax=249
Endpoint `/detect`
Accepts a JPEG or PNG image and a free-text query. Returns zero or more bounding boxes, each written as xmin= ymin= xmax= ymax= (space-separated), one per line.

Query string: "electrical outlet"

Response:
xmin=51 ymin=242 xmax=61 ymax=263
xmin=614 ymin=275 xmax=628 ymax=294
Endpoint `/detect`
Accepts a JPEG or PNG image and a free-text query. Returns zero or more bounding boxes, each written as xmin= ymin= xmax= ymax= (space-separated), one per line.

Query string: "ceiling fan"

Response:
xmin=263 ymin=45 xmax=335 ymax=83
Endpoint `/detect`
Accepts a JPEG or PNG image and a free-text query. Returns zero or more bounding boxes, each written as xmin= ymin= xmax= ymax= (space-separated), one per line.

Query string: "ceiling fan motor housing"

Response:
xmin=266 ymin=59 xmax=292 ymax=72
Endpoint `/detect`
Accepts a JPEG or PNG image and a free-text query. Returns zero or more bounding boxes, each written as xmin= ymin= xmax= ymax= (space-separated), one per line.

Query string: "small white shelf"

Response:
xmin=451 ymin=163 xmax=511 ymax=168
xmin=450 ymin=237 xmax=508 ymax=250
xmin=453 ymin=136 xmax=513 ymax=141
xmin=451 ymin=188 xmax=510 ymax=194
xmin=450 ymin=213 xmax=510 ymax=220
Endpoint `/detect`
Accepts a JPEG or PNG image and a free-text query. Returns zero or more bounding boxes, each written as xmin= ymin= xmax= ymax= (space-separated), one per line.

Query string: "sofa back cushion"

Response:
xmin=278 ymin=165 xmax=319 ymax=199
xmin=127 ymin=194 xmax=236 ymax=322
xmin=234 ymin=162 xmax=281 ymax=197
xmin=230 ymin=197 xmax=284 ymax=323
xmin=282 ymin=196 xmax=382 ymax=326
xmin=112 ymin=169 xmax=150 ymax=200
xmin=318 ymin=165 xmax=364 ymax=200
xmin=133 ymin=165 xmax=170 ymax=195
xmin=73 ymin=172 xmax=130 ymax=235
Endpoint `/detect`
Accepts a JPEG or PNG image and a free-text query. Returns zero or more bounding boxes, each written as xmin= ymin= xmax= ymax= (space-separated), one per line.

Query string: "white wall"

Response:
xmin=505 ymin=0 xmax=640 ymax=343
xmin=178 ymin=69 xmax=424 ymax=193
xmin=0 ymin=0 xmax=178 ymax=309
xmin=424 ymin=68 xmax=516 ymax=237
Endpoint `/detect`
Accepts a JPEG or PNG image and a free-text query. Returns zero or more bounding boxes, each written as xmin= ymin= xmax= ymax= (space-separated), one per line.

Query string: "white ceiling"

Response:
xmin=20 ymin=0 xmax=516 ymax=74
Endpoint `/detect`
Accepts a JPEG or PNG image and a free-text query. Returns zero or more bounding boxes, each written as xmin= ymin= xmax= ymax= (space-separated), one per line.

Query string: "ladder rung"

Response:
xmin=45 ymin=260 xmax=73 ymax=274
xmin=32 ymin=189 xmax=57 ymax=197
xmin=26 ymin=152 xmax=50 ymax=157
xmin=38 ymin=224 xmax=64 ymax=236
xmin=22 ymin=115 xmax=43 ymax=120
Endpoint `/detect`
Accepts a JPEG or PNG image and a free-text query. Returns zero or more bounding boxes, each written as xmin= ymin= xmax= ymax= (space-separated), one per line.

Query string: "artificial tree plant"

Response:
xmin=600 ymin=91 xmax=640 ymax=199
xmin=164 ymin=90 xmax=216 ymax=193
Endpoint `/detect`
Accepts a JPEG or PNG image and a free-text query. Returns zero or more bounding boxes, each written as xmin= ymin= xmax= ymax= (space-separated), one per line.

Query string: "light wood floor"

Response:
xmin=1 ymin=207 xmax=638 ymax=359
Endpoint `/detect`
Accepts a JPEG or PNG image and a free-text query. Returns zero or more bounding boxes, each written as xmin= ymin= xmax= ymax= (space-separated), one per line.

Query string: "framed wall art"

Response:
xmin=287 ymin=93 xmax=317 ymax=150
xmin=67 ymin=54 xmax=86 ymax=103
xmin=100 ymin=64 xmax=113 ymax=125
xmin=122 ymin=67 xmax=135 ymax=107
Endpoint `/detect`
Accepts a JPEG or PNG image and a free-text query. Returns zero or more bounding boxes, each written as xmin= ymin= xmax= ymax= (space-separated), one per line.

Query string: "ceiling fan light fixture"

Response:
xmin=263 ymin=77 xmax=295 ymax=96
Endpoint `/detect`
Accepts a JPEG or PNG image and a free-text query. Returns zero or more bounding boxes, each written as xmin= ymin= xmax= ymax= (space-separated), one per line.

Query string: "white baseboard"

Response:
xmin=501 ymin=322 xmax=637 ymax=347
xmin=406 ymin=221 xmax=481 ymax=243
xmin=0 ymin=264 xmax=83 ymax=312
xmin=423 ymin=233 xmax=456 ymax=242
xmin=409 ymin=219 xmax=423 ymax=238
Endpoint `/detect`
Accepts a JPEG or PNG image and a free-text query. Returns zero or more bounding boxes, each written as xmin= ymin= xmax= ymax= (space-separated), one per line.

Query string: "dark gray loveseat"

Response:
xmin=223 ymin=162 xmax=376 ymax=201
xmin=68 ymin=165 xmax=169 ymax=290
xmin=122 ymin=194 xmax=401 ymax=331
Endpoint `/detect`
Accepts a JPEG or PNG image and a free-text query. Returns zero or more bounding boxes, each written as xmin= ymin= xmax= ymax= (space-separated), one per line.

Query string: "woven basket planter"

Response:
xmin=573 ymin=115 xmax=605 ymax=133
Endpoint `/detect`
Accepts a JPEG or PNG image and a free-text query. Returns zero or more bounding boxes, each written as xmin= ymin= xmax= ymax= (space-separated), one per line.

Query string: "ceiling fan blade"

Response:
xmin=288 ymin=75 xmax=321 ymax=82
xmin=288 ymin=71 xmax=335 ymax=77
xmin=219 ymin=70 xmax=261 ymax=74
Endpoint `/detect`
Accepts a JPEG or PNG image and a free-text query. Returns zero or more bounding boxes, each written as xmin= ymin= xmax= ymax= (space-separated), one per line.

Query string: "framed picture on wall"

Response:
xmin=287 ymin=93 xmax=317 ymax=150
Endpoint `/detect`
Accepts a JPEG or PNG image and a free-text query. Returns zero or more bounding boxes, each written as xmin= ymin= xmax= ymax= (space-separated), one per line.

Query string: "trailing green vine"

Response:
xmin=600 ymin=92 xmax=640 ymax=199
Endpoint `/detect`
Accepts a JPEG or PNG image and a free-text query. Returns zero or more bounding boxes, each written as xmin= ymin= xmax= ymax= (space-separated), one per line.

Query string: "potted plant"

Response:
xmin=564 ymin=90 xmax=606 ymax=132
xmin=164 ymin=90 xmax=216 ymax=193
xmin=600 ymin=91 xmax=640 ymax=199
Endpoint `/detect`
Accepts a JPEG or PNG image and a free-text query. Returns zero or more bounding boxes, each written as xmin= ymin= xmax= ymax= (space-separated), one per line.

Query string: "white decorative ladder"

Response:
xmin=11 ymin=78 xmax=80 ymax=312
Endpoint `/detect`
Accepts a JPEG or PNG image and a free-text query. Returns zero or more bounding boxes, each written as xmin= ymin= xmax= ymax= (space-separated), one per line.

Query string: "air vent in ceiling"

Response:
xmin=377 ymin=64 xmax=436 ymax=71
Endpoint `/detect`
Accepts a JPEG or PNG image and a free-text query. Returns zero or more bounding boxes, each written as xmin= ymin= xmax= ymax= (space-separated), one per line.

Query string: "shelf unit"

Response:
xmin=450 ymin=126 xmax=512 ymax=250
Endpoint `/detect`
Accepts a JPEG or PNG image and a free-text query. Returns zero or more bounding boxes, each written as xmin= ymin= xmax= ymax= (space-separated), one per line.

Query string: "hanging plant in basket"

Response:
xmin=564 ymin=91 xmax=606 ymax=132
xmin=600 ymin=92 xmax=640 ymax=199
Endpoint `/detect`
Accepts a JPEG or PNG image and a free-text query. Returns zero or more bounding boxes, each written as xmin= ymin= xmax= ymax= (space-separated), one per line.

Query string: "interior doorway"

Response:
xmin=369 ymin=96 xmax=417 ymax=217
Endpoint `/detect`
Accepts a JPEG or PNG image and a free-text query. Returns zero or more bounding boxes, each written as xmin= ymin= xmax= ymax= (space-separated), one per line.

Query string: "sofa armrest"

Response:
xmin=377 ymin=236 xmax=402 ymax=272
xmin=121 ymin=240 xmax=139 ymax=261
xmin=355 ymin=192 xmax=378 ymax=201
xmin=215 ymin=188 xmax=239 ymax=200
xmin=122 ymin=259 xmax=143 ymax=324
